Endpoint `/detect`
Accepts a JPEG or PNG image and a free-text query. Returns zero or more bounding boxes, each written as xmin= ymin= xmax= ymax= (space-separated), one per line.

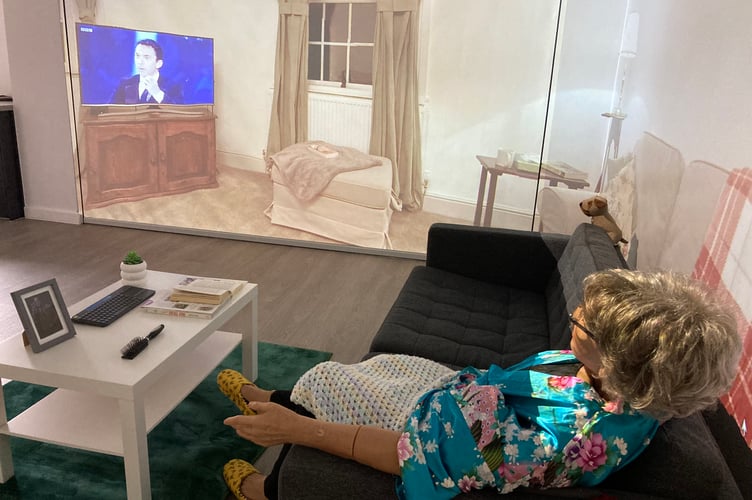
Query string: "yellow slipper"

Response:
xmin=223 ymin=458 xmax=259 ymax=500
xmin=217 ymin=368 xmax=257 ymax=416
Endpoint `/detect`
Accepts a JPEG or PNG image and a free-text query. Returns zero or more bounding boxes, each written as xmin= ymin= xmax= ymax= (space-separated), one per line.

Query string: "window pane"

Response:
xmin=325 ymin=3 xmax=349 ymax=43
xmin=309 ymin=3 xmax=323 ymax=41
xmin=308 ymin=44 xmax=322 ymax=80
xmin=351 ymin=3 xmax=376 ymax=43
xmin=350 ymin=46 xmax=372 ymax=84
xmin=324 ymin=45 xmax=347 ymax=84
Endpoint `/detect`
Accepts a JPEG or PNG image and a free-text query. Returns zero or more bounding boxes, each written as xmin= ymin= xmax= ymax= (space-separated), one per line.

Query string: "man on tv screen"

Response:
xmin=110 ymin=39 xmax=183 ymax=105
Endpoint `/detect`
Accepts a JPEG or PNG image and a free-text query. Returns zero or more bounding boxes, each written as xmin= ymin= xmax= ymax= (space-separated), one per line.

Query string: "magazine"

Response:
xmin=140 ymin=290 xmax=226 ymax=319
xmin=511 ymin=154 xmax=588 ymax=180
xmin=169 ymin=276 xmax=247 ymax=305
xmin=540 ymin=161 xmax=588 ymax=180
xmin=513 ymin=154 xmax=542 ymax=174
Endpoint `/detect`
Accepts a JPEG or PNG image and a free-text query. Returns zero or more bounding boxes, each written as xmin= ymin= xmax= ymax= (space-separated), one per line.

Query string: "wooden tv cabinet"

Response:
xmin=82 ymin=111 xmax=218 ymax=209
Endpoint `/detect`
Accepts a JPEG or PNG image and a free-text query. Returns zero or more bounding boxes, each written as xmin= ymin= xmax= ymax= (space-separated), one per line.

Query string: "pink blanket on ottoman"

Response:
xmin=693 ymin=167 xmax=752 ymax=445
xmin=271 ymin=141 xmax=382 ymax=202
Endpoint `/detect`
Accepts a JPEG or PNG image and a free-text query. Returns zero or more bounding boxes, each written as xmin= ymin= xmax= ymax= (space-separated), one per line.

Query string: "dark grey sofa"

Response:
xmin=278 ymin=223 xmax=752 ymax=499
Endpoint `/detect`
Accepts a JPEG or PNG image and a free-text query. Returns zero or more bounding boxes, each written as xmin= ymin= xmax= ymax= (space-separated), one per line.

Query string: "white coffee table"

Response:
xmin=0 ymin=270 xmax=258 ymax=499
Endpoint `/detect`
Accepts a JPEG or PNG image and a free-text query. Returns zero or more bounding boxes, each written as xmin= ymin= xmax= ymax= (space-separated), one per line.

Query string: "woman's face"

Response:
xmin=569 ymin=306 xmax=602 ymax=375
xmin=135 ymin=43 xmax=162 ymax=78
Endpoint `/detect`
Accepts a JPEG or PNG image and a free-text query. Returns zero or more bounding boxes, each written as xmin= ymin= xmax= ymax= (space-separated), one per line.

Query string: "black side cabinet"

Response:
xmin=0 ymin=105 xmax=24 ymax=219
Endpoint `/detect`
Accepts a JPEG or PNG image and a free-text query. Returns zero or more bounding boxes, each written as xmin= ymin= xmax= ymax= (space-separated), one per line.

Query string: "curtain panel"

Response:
xmin=370 ymin=0 xmax=423 ymax=211
xmin=266 ymin=0 xmax=310 ymax=168
xmin=76 ymin=0 xmax=97 ymax=22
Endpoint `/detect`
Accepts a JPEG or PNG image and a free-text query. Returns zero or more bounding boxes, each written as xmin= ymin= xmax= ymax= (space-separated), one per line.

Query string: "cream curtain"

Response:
xmin=266 ymin=0 xmax=309 ymax=169
xmin=76 ymin=0 xmax=97 ymax=22
xmin=370 ymin=0 xmax=423 ymax=211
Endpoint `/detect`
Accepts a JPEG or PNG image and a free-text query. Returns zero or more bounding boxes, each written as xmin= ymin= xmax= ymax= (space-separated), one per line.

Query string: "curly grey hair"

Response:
xmin=581 ymin=269 xmax=741 ymax=421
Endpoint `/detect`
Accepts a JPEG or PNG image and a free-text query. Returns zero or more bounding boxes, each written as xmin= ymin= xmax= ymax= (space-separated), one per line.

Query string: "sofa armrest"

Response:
xmin=537 ymin=187 xmax=593 ymax=234
xmin=426 ymin=223 xmax=570 ymax=293
xmin=702 ymin=403 xmax=752 ymax=498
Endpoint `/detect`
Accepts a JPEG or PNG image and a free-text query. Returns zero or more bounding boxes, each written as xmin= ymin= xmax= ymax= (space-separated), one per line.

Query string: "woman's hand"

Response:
xmin=224 ymin=401 xmax=308 ymax=447
xmin=226 ymin=403 xmax=402 ymax=475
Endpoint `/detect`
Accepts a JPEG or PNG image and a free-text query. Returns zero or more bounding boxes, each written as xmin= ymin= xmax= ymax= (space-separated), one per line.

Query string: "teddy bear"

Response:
xmin=579 ymin=195 xmax=628 ymax=246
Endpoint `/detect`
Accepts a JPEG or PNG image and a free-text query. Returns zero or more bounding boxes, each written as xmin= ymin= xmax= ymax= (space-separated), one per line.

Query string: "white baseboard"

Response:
xmin=21 ymin=170 xmax=533 ymax=232
xmin=423 ymin=193 xmax=534 ymax=231
xmin=217 ymin=150 xmax=266 ymax=173
xmin=23 ymin=206 xmax=82 ymax=224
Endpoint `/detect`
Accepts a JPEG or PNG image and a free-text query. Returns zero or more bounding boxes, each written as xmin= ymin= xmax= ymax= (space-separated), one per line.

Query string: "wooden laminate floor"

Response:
xmin=0 ymin=218 xmax=421 ymax=363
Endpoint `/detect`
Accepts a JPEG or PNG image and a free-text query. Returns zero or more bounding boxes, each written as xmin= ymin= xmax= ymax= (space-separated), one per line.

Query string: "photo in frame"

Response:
xmin=11 ymin=278 xmax=77 ymax=353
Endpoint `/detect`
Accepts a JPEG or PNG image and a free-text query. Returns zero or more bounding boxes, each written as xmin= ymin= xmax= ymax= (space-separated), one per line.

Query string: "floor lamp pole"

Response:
xmin=595 ymin=111 xmax=626 ymax=193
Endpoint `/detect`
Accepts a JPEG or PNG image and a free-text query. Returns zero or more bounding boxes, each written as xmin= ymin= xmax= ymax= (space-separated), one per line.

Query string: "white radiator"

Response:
xmin=308 ymin=93 xmax=372 ymax=153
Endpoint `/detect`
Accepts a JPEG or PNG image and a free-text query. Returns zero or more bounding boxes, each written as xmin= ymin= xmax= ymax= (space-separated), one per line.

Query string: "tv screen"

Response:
xmin=76 ymin=23 xmax=214 ymax=107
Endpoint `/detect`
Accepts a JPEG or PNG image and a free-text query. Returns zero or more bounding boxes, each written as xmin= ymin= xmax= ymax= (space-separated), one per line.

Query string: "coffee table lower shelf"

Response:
xmin=0 ymin=330 xmax=240 ymax=456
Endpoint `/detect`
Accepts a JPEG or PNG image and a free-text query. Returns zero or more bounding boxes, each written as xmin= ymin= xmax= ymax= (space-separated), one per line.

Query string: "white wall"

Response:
xmin=422 ymin=0 xmax=559 ymax=218
xmin=3 ymin=0 xmax=79 ymax=223
xmin=623 ymin=0 xmax=752 ymax=169
xmin=546 ymin=0 xmax=627 ymax=177
xmin=421 ymin=0 xmax=626 ymax=223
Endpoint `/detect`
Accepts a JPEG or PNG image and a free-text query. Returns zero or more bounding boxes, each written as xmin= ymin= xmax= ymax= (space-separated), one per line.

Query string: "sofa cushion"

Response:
xmin=702 ymin=403 xmax=752 ymax=498
xmin=602 ymin=410 xmax=743 ymax=499
xmin=545 ymin=224 xmax=627 ymax=349
xmin=370 ymin=266 xmax=550 ymax=370
xmin=602 ymin=157 xmax=636 ymax=261
xmin=656 ymin=160 xmax=729 ymax=273
xmin=631 ymin=132 xmax=685 ymax=270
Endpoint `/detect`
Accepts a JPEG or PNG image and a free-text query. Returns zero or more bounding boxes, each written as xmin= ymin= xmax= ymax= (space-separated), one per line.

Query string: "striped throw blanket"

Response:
xmin=693 ymin=167 xmax=752 ymax=445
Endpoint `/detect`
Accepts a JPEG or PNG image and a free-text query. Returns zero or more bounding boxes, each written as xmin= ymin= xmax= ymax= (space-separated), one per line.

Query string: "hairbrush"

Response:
xmin=121 ymin=324 xmax=164 ymax=360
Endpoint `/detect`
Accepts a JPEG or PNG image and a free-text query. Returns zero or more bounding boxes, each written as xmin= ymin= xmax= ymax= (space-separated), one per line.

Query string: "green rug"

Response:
xmin=0 ymin=342 xmax=332 ymax=499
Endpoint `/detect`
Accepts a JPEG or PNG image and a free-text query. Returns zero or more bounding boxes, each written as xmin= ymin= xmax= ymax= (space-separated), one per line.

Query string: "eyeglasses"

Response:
xmin=568 ymin=313 xmax=597 ymax=341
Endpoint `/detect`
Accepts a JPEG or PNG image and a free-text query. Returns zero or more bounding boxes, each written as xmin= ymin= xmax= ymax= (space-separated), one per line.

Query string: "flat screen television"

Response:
xmin=76 ymin=23 xmax=214 ymax=107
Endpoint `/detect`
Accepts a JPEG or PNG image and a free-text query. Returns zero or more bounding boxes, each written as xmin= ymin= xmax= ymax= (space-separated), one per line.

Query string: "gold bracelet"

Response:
xmin=350 ymin=425 xmax=363 ymax=459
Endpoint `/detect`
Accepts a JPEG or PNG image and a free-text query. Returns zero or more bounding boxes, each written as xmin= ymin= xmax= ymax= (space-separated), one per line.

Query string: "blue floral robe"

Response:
xmin=396 ymin=350 xmax=659 ymax=498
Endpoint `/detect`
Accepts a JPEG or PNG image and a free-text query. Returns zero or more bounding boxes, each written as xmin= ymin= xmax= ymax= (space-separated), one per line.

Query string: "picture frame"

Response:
xmin=11 ymin=278 xmax=76 ymax=353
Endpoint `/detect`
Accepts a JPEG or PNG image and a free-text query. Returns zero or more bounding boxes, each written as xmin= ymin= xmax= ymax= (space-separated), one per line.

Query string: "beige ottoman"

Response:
xmin=267 ymin=156 xmax=394 ymax=248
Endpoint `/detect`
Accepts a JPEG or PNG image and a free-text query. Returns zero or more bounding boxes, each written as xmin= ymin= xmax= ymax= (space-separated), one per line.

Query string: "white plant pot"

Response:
xmin=120 ymin=261 xmax=148 ymax=287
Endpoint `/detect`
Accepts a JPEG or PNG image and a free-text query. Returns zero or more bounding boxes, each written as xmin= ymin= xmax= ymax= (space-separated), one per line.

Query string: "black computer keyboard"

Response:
xmin=71 ymin=286 xmax=155 ymax=327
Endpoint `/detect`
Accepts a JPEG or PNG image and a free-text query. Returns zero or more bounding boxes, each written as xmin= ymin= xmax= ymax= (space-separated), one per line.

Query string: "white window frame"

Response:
xmin=308 ymin=0 xmax=375 ymax=99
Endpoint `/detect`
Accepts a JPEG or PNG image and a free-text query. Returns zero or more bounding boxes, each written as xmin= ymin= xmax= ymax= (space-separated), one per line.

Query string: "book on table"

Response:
xmin=169 ymin=276 xmax=247 ymax=305
xmin=140 ymin=290 xmax=226 ymax=319
xmin=540 ymin=161 xmax=588 ymax=180
xmin=511 ymin=154 xmax=587 ymax=180
xmin=513 ymin=154 xmax=543 ymax=174
xmin=140 ymin=275 xmax=247 ymax=319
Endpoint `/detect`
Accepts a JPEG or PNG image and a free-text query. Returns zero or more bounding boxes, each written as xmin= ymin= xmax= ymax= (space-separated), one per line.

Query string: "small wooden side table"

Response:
xmin=473 ymin=155 xmax=590 ymax=227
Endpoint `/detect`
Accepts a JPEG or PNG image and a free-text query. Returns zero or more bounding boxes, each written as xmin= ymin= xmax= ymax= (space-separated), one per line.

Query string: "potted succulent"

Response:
xmin=120 ymin=250 xmax=148 ymax=286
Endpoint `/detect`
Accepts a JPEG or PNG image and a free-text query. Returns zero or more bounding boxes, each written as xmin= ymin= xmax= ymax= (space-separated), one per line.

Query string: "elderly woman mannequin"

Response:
xmin=220 ymin=270 xmax=741 ymax=499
